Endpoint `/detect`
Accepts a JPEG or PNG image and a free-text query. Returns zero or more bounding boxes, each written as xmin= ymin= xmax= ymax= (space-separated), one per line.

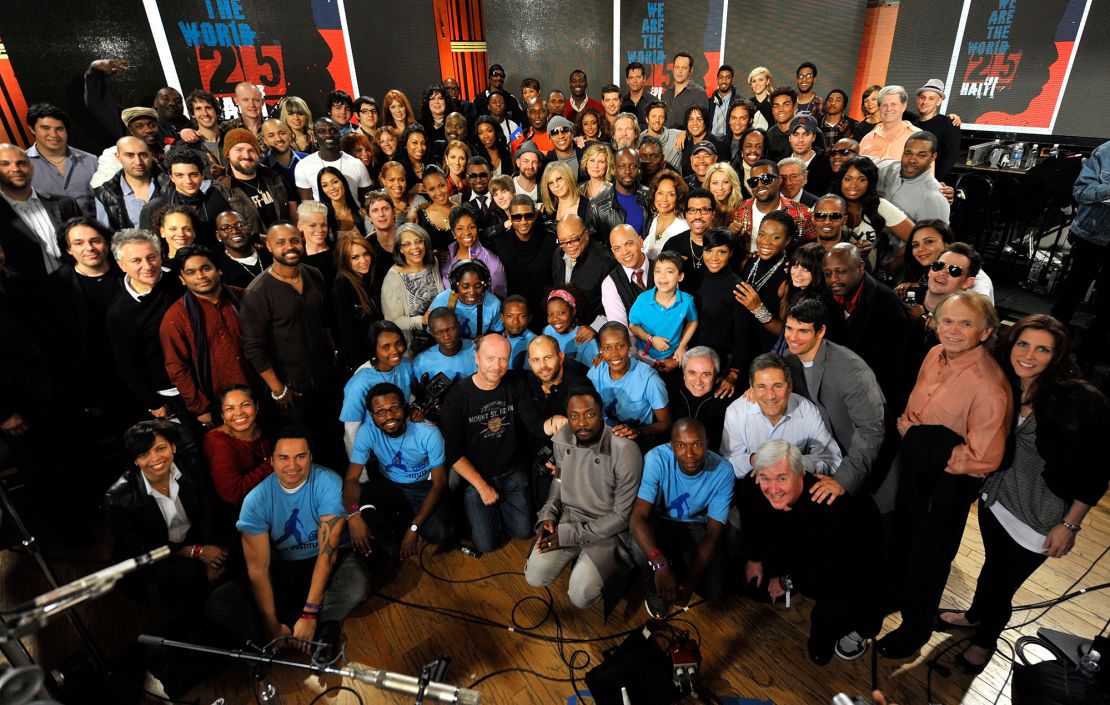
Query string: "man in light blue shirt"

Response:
xmin=26 ymin=104 xmax=98 ymax=216
xmin=720 ymin=353 xmax=842 ymax=479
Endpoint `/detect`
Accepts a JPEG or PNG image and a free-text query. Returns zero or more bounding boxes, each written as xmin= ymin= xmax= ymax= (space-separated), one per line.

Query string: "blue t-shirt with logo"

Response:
xmin=350 ymin=420 xmax=446 ymax=484
xmin=628 ymin=288 xmax=698 ymax=360
xmin=507 ymin=330 xmax=536 ymax=370
xmin=340 ymin=358 xmax=415 ymax=424
xmin=237 ymin=466 xmax=347 ymax=561
xmin=543 ymin=325 xmax=600 ymax=366
xmin=638 ymin=446 xmax=733 ymax=524
xmin=413 ymin=339 xmax=477 ymax=384
xmin=587 ymin=356 xmax=668 ymax=426
xmin=428 ymin=290 xmax=504 ymax=339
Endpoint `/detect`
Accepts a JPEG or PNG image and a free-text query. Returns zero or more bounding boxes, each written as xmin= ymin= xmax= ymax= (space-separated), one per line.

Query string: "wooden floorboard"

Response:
xmin=2 ymin=495 xmax=1108 ymax=705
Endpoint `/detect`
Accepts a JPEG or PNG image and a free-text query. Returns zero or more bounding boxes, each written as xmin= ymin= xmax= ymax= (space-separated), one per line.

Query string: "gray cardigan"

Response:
xmin=380 ymin=264 xmax=444 ymax=343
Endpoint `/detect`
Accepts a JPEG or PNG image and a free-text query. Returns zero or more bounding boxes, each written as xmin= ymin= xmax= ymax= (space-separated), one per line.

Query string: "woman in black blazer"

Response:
xmin=104 ymin=419 xmax=230 ymax=606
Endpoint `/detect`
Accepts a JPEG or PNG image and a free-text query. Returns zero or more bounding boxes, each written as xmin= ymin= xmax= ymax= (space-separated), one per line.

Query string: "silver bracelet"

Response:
xmin=1062 ymin=521 xmax=1081 ymax=534
xmin=752 ymin=304 xmax=773 ymax=324
xmin=271 ymin=385 xmax=289 ymax=401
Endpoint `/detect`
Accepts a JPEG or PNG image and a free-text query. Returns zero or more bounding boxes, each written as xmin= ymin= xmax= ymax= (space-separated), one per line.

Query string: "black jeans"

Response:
xmin=1052 ymin=235 xmax=1110 ymax=365
xmin=964 ymin=502 xmax=1048 ymax=649
xmin=631 ymin=515 xmax=727 ymax=604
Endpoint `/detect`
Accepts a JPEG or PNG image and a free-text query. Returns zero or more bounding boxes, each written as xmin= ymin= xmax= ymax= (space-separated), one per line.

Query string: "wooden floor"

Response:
xmin=2 ymin=493 xmax=1108 ymax=705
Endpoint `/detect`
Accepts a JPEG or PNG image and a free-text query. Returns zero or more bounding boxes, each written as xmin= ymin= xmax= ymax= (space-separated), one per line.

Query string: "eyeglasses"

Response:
xmin=557 ymin=233 xmax=585 ymax=247
xmin=370 ymin=404 xmax=404 ymax=418
xmin=813 ymin=211 xmax=844 ymax=221
xmin=549 ymin=127 xmax=572 ymax=136
xmin=931 ymin=261 xmax=965 ymax=277
xmin=829 ymin=148 xmax=857 ymax=156
xmin=797 ymin=73 xmax=815 ymax=80
xmin=686 ymin=206 xmax=714 ymax=214
xmin=466 ymin=172 xmax=490 ymax=180
xmin=746 ymin=173 xmax=777 ymax=187
xmin=510 ymin=212 xmax=537 ymax=222
xmin=217 ymin=222 xmax=250 ymax=232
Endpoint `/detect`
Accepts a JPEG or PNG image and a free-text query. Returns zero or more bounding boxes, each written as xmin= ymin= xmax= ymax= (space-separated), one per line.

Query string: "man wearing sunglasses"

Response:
xmin=542 ymin=116 xmax=582 ymax=176
xmin=474 ymin=64 xmax=525 ymax=125
xmin=552 ymin=213 xmax=613 ymax=326
xmin=734 ymin=160 xmax=815 ymax=254
xmin=811 ymin=195 xmax=849 ymax=251
xmin=455 ymin=157 xmax=494 ymax=229
xmin=490 ymin=195 xmax=555 ymax=323
xmin=876 ymin=131 xmax=950 ymax=224
xmin=905 ymin=244 xmax=980 ymax=337
xmin=828 ymin=139 xmax=860 ymax=177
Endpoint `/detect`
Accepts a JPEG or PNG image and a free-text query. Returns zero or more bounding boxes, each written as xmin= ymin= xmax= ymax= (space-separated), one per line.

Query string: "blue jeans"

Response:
xmin=462 ymin=468 xmax=534 ymax=552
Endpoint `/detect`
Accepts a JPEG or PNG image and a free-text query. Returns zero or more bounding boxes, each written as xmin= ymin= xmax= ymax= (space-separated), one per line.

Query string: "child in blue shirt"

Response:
xmin=628 ymin=251 xmax=698 ymax=373
xmin=542 ymin=288 xmax=599 ymax=366
xmin=414 ymin=308 xmax=478 ymax=384
xmin=429 ymin=260 xmax=504 ymax=339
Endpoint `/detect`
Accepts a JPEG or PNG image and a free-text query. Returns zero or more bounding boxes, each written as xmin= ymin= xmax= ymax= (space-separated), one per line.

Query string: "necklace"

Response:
xmin=688 ymin=236 xmax=704 ymax=269
xmin=230 ymin=251 xmax=263 ymax=277
xmin=747 ymin=252 xmax=786 ymax=291
xmin=270 ymin=266 xmax=301 ymax=283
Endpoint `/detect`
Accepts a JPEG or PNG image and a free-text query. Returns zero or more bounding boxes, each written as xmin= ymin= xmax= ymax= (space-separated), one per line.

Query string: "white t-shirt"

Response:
xmin=294 ymin=152 xmax=372 ymax=200
xmin=845 ymin=197 xmax=908 ymax=268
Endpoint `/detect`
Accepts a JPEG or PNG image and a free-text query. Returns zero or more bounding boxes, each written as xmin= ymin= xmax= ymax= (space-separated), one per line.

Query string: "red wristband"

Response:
xmin=647 ymin=549 xmax=663 ymax=561
xmin=190 ymin=544 xmax=201 ymax=559
xmin=299 ymin=612 xmax=317 ymax=621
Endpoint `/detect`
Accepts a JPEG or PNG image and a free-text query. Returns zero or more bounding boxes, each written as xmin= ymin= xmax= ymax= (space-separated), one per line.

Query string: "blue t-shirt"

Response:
xmin=428 ymin=290 xmax=504 ymax=339
xmin=628 ymin=288 xmax=698 ymax=360
xmin=238 ymin=466 xmax=347 ymax=561
xmin=414 ymin=339 xmax=477 ymax=384
xmin=638 ymin=446 xmax=733 ymax=524
xmin=507 ymin=330 xmax=536 ymax=370
xmin=587 ymin=356 xmax=668 ymax=426
xmin=340 ymin=358 xmax=415 ymax=423
xmin=616 ymin=191 xmax=644 ymax=236
xmin=350 ymin=420 xmax=446 ymax=484
xmin=543 ymin=325 xmax=600 ymax=366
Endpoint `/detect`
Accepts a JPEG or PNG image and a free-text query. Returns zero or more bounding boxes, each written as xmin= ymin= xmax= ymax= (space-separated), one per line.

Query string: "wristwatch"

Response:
xmin=1062 ymin=521 xmax=1081 ymax=534
xmin=409 ymin=523 xmax=419 ymax=533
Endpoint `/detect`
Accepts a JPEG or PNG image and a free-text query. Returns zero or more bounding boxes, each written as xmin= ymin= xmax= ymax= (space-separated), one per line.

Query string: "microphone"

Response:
xmin=340 ymin=664 xmax=481 ymax=704
xmin=28 ymin=546 xmax=170 ymax=609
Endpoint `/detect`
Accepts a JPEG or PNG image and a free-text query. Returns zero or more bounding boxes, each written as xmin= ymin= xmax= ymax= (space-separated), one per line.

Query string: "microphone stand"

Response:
xmin=137 ymin=635 xmax=482 ymax=704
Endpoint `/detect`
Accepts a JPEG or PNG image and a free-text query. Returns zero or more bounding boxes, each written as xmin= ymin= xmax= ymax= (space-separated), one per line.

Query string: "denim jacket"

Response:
xmin=1072 ymin=141 xmax=1110 ymax=245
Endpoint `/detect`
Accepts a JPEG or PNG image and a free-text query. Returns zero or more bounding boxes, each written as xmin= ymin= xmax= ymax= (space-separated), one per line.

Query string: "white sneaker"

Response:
xmin=835 ymin=631 xmax=868 ymax=661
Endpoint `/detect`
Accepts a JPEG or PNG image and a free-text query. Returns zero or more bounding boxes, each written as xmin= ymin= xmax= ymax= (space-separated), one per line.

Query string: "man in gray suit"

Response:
xmin=781 ymin=298 xmax=886 ymax=502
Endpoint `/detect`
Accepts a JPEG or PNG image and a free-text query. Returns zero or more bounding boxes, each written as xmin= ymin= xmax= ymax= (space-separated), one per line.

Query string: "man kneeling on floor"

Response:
xmin=631 ymin=418 xmax=733 ymax=619
xmin=525 ymin=386 xmax=643 ymax=609
xmin=744 ymin=439 xmax=882 ymax=665
xmin=206 ymin=427 xmax=371 ymax=659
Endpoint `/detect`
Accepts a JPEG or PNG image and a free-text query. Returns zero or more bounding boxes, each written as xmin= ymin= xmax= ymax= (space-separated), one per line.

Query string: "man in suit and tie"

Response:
xmin=780 ymin=298 xmax=886 ymax=501
xmin=0 ymin=144 xmax=82 ymax=277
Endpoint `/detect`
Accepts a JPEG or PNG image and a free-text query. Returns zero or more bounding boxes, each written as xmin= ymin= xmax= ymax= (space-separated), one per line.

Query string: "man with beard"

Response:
xmin=140 ymin=146 xmax=231 ymax=246
xmin=911 ymin=79 xmax=961 ymax=183
xmin=612 ymin=112 xmax=641 ymax=151
xmin=215 ymin=129 xmax=293 ymax=234
xmin=563 ymin=70 xmax=604 ymax=123
xmin=94 ymin=135 xmax=162 ymax=231
xmin=542 ymin=116 xmax=582 ymax=176
xmin=260 ymin=118 xmax=306 ymax=200
xmin=589 ymin=147 xmax=649 ymax=237
xmin=456 ymin=157 xmax=495 ymax=229
xmin=525 ymin=386 xmax=643 ymax=610
xmin=90 ymin=106 xmax=170 ymax=189
xmin=793 ymin=63 xmax=823 ymax=121
xmin=787 ymin=116 xmax=832 ymax=194
xmin=489 ymin=195 xmax=555 ymax=324
xmin=876 ymin=131 xmax=950 ymax=224
xmin=427 ymin=112 xmax=469 ymax=165
xmin=512 ymin=142 xmax=542 ymax=199
xmin=160 ymin=245 xmax=251 ymax=427
xmin=239 ymin=222 xmax=336 ymax=456
xmin=186 ymin=89 xmax=225 ymax=177
xmin=732 ymin=160 xmax=814 ymax=255
xmin=0 ymin=144 xmax=82 ymax=276
xmin=661 ymin=188 xmax=714 ymax=292
xmin=637 ymin=136 xmax=666 ymax=184
xmin=83 ymin=58 xmax=188 ymax=147
xmin=511 ymin=98 xmax=554 ymax=154
xmin=811 ymin=195 xmax=850 ymax=251
xmin=641 ymin=102 xmax=685 ymax=172
xmin=294 ymin=118 xmax=372 ymax=202
xmin=212 ymin=210 xmax=272 ymax=288
xmin=443 ymin=79 xmax=476 ymax=125
xmin=827 ymin=138 xmax=859 ymax=178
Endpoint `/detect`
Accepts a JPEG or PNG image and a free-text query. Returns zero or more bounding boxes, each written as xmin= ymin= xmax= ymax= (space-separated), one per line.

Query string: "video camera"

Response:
xmin=413 ymin=372 xmax=454 ymax=419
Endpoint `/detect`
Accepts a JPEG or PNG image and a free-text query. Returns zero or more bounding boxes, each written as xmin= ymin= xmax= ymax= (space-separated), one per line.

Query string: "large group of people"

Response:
xmin=1 ymin=51 xmax=1107 ymax=697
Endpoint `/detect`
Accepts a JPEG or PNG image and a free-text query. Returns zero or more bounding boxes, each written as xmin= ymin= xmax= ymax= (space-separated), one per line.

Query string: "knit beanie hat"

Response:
xmin=223 ymin=128 xmax=260 ymax=159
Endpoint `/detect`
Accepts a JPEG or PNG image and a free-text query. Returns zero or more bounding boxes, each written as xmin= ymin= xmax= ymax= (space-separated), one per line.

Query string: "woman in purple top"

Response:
xmin=439 ymin=204 xmax=507 ymax=298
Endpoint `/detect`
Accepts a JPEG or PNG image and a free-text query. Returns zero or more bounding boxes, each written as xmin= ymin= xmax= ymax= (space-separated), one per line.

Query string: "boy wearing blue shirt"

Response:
xmin=587 ymin=322 xmax=671 ymax=444
xmin=207 ymin=428 xmax=371 ymax=655
xmin=414 ymin=308 xmax=478 ymax=384
xmin=344 ymin=383 xmax=452 ymax=559
xmin=502 ymin=295 xmax=536 ymax=370
xmin=628 ymin=251 xmax=698 ymax=373
xmin=630 ymin=419 xmax=732 ymax=618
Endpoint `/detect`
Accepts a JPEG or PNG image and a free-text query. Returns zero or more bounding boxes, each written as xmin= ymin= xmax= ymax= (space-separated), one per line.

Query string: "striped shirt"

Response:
xmin=2 ymin=189 xmax=61 ymax=273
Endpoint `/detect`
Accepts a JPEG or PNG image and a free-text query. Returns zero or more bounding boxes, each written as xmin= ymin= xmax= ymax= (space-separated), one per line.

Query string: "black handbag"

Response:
xmin=1011 ymin=636 xmax=1104 ymax=705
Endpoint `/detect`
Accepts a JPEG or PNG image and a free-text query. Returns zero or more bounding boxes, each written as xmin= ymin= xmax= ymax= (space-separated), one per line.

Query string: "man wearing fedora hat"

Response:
xmin=911 ymin=79 xmax=962 ymax=182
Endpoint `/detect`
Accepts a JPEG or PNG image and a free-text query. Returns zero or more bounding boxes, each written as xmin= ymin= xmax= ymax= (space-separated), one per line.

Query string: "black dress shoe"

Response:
xmin=807 ymin=636 xmax=834 ymax=666
xmin=933 ymin=609 xmax=980 ymax=633
xmin=954 ymin=650 xmax=993 ymax=675
xmin=877 ymin=626 xmax=930 ymax=659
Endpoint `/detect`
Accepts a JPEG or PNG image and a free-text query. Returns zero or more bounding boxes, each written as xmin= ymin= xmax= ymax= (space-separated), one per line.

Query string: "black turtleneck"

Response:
xmin=694 ymin=265 xmax=748 ymax=374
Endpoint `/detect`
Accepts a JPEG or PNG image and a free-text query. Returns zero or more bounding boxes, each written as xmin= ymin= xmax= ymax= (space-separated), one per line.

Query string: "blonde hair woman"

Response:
xmin=578 ymin=142 xmax=614 ymax=201
xmin=747 ymin=67 xmax=775 ymax=125
xmin=279 ymin=96 xmax=315 ymax=153
xmin=702 ymin=162 xmax=742 ymax=229
xmin=539 ymin=161 xmax=586 ymax=222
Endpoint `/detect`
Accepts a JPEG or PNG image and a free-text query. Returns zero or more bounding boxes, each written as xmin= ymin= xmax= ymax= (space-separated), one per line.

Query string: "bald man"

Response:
xmin=439 ymin=333 xmax=550 ymax=552
xmin=552 ymin=214 xmax=614 ymax=326
xmin=222 ymin=81 xmax=265 ymax=137
xmin=601 ymin=224 xmax=652 ymax=325
xmin=0 ymin=143 xmax=82 ymax=276
xmin=94 ymin=136 xmax=160 ymax=230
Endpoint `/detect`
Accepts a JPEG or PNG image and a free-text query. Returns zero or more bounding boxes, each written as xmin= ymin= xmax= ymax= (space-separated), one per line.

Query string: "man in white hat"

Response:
xmin=912 ymin=79 xmax=962 ymax=183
